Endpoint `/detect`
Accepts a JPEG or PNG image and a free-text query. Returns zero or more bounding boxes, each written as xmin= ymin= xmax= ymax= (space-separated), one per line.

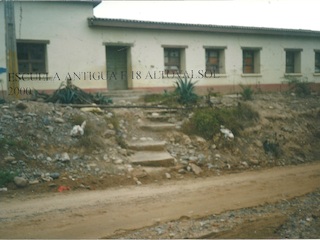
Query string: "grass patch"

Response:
xmin=143 ymin=91 xmax=179 ymax=106
xmin=70 ymin=113 xmax=86 ymax=126
xmin=0 ymin=170 xmax=16 ymax=187
xmin=182 ymin=103 xmax=259 ymax=140
xmin=240 ymin=85 xmax=254 ymax=101
xmin=0 ymin=138 xmax=29 ymax=151
xmin=285 ymin=76 xmax=312 ymax=98
xmin=263 ymin=139 xmax=281 ymax=158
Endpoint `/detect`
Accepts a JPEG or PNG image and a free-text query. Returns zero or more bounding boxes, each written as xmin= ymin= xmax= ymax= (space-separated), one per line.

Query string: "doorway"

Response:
xmin=106 ymin=46 xmax=129 ymax=90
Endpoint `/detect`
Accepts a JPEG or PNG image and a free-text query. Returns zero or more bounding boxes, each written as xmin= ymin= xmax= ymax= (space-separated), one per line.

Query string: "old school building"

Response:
xmin=0 ymin=1 xmax=320 ymax=96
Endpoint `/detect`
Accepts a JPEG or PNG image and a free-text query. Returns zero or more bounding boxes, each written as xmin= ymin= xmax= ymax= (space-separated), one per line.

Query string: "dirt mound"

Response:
xmin=0 ymin=92 xmax=319 ymax=195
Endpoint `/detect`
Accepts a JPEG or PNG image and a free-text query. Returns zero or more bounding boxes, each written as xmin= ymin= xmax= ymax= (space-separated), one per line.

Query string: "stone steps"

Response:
xmin=145 ymin=109 xmax=177 ymax=120
xmin=139 ymin=122 xmax=177 ymax=131
xmin=127 ymin=140 xmax=166 ymax=151
xmin=129 ymin=151 xmax=175 ymax=167
xmin=126 ymin=104 xmax=181 ymax=168
xmin=146 ymin=115 xmax=174 ymax=122
xmin=144 ymin=109 xmax=178 ymax=114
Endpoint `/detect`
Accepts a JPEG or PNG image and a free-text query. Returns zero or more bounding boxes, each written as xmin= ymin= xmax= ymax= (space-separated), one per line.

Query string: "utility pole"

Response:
xmin=4 ymin=0 xmax=19 ymax=100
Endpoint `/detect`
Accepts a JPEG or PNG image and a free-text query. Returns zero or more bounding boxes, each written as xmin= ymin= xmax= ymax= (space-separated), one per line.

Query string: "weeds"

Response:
xmin=92 ymin=92 xmax=113 ymax=105
xmin=0 ymin=170 xmax=16 ymax=187
xmin=240 ymin=85 xmax=254 ymax=101
xmin=0 ymin=138 xmax=29 ymax=151
xmin=285 ymin=76 xmax=312 ymax=97
xmin=143 ymin=91 xmax=178 ymax=106
xmin=263 ymin=139 xmax=281 ymax=157
xmin=205 ymin=88 xmax=220 ymax=107
xmin=70 ymin=114 xmax=86 ymax=126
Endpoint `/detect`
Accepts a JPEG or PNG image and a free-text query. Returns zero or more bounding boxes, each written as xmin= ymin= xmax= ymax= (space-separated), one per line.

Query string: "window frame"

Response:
xmin=243 ymin=50 xmax=255 ymax=74
xmin=204 ymin=47 xmax=226 ymax=75
xmin=284 ymin=49 xmax=302 ymax=74
xmin=17 ymin=40 xmax=49 ymax=74
xmin=164 ymin=48 xmax=180 ymax=74
xmin=241 ymin=47 xmax=261 ymax=75
xmin=163 ymin=46 xmax=187 ymax=75
xmin=315 ymin=50 xmax=320 ymax=74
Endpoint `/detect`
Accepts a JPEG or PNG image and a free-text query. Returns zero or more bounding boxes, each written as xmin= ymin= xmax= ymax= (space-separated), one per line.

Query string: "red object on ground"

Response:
xmin=58 ymin=186 xmax=70 ymax=192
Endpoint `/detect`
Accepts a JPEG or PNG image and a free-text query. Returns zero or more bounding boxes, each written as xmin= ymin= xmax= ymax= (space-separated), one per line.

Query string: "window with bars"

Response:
xmin=243 ymin=50 xmax=254 ymax=73
xmin=164 ymin=48 xmax=182 ymax=74
xmin=242 ymin=49 xmax=261 ymax=74
xmin=205 ymin=49 xmax=220 ymax=74
xmin=285 ymin=51 xmax=295 ymax=73
xmin=315 ymin=51 xmax=320 ymax=73
xmin=285 ymin=50 xmax=302 ymax=74
xmin=17 ymin=41 xmax=47 ymax=73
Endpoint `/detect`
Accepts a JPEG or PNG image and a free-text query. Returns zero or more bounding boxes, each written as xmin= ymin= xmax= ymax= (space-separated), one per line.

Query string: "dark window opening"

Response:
xmin=164 ymin=48 xmax=181 ymax=74
xmin=17 ymin=42 xmax=47 ymax=73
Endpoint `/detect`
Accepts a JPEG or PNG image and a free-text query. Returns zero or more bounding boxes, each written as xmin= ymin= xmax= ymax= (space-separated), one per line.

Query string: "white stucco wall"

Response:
xmin=0 ymin=1 xmax=319 ymax=95
xmin=88 ymin=26 xmax=320 ymax=92
xmin=0 ymin=1 xmax=106 ymax=94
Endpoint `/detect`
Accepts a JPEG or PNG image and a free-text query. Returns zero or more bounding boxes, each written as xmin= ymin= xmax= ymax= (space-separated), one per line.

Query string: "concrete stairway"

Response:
xmin=129 ymin=151 xmax=175 ymax=167
xmin=127 ymin=140 xmax=175 ymax=167
xmin=127 ymin=109 xmax=179 ymax=167
xmin=138 ymin=108 xmax=179 ymax=131
xmin=144 ymin=109 xmax=178 ymax=122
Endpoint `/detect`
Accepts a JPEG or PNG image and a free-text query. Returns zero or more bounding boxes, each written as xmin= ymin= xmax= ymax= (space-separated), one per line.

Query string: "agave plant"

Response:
xmin=174 ymin=76 xmax=198 ymax=105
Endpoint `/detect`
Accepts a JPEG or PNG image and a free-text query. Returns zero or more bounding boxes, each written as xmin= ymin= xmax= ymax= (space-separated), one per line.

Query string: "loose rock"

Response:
xmin=54 ymin=117 xmax=65 ymax=123
xmin=60 ymin=152 xmax=70 ymax=162
xmin=189 ymin=163 xmax=203 ymax=175
xmin=14 ymin=176 xmax=28 ymax=188
xmin=50 ymin=172 xmax=60 ymax=179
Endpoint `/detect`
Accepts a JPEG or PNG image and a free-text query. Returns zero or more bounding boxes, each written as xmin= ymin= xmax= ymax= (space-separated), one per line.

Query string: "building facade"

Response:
xmin=1 ymin=1 xmax=320 ymax=97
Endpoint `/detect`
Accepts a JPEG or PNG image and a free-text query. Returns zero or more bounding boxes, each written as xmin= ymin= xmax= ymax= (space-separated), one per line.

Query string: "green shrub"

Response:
xmin=183 ymin=103 xmax=258 ymax=140
xmin=174 ymin=76 xmax=198 ymax=106
xmin=235 ymin=103 xmax=260 ymax=126
xmin=285 ymin=76 xmax=312 ymax=97
xmin=0 ymin=170 xmax=16 ymax=187
xmin=92 ymin=92 xmax=113 ymax=104
xmin=263 ymin=139 xmax=281 ymax=157
xmin=240 ymin=85 xmax=254 ymax=101
xmin=0 ymin=138 xmax=29 ymax=151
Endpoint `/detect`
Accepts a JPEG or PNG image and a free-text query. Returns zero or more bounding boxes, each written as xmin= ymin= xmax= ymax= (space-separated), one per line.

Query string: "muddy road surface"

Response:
xmin=1 ymin=162 xmax=320 ymax=238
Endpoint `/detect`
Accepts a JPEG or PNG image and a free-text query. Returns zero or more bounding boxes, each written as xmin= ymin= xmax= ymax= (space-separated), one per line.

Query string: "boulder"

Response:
xmin=14 ymin=176 xmax=28 ymax=188
xmin=189 ymin=163 xmax=203 ymax=175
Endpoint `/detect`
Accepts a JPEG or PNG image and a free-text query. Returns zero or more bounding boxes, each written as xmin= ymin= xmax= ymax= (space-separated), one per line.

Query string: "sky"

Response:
xmin=94 ymin=0 xmax=320 ymax=31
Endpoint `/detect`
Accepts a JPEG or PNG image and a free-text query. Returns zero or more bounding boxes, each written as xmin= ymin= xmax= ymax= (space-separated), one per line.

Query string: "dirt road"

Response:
xmin=1 ymin=162 xmax=320 ymax=239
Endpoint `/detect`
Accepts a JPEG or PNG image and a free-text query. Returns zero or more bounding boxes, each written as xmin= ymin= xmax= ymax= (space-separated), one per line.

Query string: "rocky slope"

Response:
xmin=0 ymin=92 xmax=319 ymax=194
